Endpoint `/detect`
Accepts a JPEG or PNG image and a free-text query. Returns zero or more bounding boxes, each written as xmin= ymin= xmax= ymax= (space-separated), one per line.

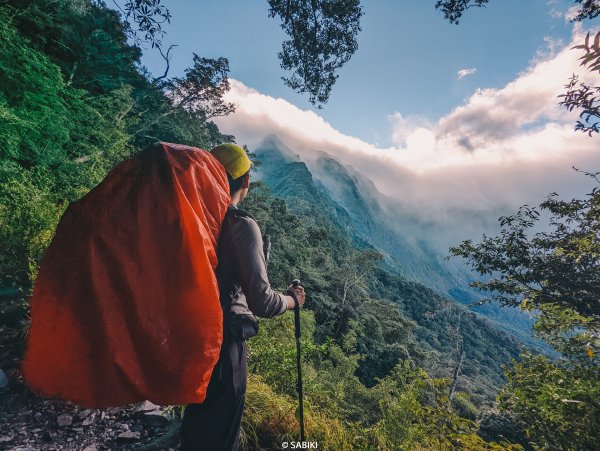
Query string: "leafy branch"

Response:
xmin=268 ymin=0 xmax=363 ymax=107
xmin=559 ymin=32 xmax=600 ymax=136
xmin=111 ymin=0 xmax=171 ymax=49
xmin=435 ymin=0 xmax=600 ymax=24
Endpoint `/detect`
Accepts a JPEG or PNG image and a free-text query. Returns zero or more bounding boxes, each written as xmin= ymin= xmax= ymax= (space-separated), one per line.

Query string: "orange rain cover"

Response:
xmin=22 ymin=142 xmax=230 ymax=408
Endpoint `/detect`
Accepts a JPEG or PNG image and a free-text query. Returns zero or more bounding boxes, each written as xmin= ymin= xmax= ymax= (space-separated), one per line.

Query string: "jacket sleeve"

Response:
xmin=231 ymin=215 xmax=289 ymax=318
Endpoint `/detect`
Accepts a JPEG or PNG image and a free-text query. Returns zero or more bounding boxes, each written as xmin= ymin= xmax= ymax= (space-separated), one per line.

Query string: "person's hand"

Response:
xmin=286 ymin=284 xmax=306 ymax=309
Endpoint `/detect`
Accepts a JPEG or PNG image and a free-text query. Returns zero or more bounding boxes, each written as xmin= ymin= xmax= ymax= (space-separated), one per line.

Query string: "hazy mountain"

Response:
xmin=254 ymin=135 xmax=540 ymax=348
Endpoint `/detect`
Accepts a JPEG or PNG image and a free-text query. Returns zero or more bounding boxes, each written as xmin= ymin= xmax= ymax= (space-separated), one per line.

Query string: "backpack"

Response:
xmin=22 ymin=142 xmax=230 ymax=408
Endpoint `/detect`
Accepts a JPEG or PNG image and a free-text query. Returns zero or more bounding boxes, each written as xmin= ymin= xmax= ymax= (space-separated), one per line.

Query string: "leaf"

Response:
xmin=585 ymin=32 xmax=590 ymax=49
xmin=586 ymin=347 xmax=594 ymax=358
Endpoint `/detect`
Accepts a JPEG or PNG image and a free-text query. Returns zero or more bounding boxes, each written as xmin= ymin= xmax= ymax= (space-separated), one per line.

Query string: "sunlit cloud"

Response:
xmin=388 ymin=112 xmax=432 ymax=146
xmin=457 ymin=68 xmax=477 ymax=79
xmin=436 ymin=29 xmax=595 ymax=151
xmin=214 ymin=26 xmax=600 ymax=250
xmin=564 ymin=5 xmax=580 ymax=21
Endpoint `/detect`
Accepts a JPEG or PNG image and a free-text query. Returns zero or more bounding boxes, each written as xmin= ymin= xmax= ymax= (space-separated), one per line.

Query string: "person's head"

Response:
xmin=210 ymin=143 xmax=252 ymax=202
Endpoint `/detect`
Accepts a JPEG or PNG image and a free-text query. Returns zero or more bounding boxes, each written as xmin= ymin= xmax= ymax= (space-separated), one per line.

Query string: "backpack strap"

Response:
xmin=226 ymin=205 xmax=256 ymax=221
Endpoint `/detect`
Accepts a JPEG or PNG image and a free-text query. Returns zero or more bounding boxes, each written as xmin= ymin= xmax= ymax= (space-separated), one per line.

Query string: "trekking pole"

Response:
xmin=287 ymin=279 xmax=305 ymax=442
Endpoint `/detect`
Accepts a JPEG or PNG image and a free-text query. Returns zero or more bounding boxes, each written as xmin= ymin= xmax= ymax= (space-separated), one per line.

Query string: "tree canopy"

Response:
xmin=267 ymin=0 xmax=363 ymax=106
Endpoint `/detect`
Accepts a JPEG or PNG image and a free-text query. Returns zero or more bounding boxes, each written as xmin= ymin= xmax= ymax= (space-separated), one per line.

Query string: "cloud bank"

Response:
xmin=214 ymin=28 xmax=600 ymax=248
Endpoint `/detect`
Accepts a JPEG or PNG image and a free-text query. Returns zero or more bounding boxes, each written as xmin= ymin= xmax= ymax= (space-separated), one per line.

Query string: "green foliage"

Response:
xmin=6 ymin=0 xmax=143 ymax=94
xmin=255 ymin=147 xmax=524 ymax=403
xmin=248 ymin=310 xmax=326 ymax=396
xmin=0 ymin=0 xmax=238 ymax=285
xmin=0 ymin=10 xmax=133 ymax=283
xmin=249 ymin=324 xmax=517 ymax=449
xmin=0 ymin=163 xmax=61 ymax=284
xmin=452 ymin=392 xmax=479 ymax=421
xmin=451 ymin=181 xmax=600 ymax=448
xmin=242 ymin=374 xmax=364 ymax=450
xmin=112 ymin=0 xmax=171 ymax=49
xmin=477 ymin=408 xmax=528 ymax=447
xmin=241 ymin=181 xmax=526 ymax=448
xmin=499 ymin=353 xmax=600 ymax=450
xmin=450 ymin=190 xmax=600 ymax=360
xmin=165 ymin=55 xmax=235 ymax=119
xmin=560 ymin=31 xmax=600 ymax=136
xmin=375 ymin=365 xmax=517 ymax=450
xmin=435 ymin=0 xmax=489 ymax=24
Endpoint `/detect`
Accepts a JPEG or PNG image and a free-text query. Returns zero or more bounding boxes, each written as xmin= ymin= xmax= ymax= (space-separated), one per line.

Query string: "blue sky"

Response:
xmin=139 ymin=0 xmax=587 ymax=146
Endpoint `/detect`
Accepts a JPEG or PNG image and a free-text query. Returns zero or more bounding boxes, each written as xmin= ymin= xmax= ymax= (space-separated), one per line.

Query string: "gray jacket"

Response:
xmin=216 ymin=205 xmax=289 ymax=319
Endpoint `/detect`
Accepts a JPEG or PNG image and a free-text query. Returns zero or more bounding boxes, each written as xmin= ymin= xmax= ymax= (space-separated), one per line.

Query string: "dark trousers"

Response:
xmin=181 ymin=337 xmax=248 ymax=451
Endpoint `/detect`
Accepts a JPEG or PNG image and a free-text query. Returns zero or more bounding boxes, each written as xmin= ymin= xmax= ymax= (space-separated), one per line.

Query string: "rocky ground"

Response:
xmin=0 ymin=383 xmax=181 ymax=450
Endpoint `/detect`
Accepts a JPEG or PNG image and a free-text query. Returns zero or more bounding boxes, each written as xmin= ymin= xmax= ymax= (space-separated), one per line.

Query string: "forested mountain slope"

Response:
xmin=243 ymin=142 xmax=523 ymax=404
xmin=254 ymin=135 xmax=540 ymax=350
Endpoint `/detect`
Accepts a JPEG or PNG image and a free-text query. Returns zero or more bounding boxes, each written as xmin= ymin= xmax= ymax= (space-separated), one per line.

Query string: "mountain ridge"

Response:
xmin=253 ymin=135 xmax=541 ymax=350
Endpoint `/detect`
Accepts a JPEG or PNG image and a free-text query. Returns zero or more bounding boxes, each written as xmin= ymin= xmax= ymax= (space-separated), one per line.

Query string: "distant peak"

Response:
xmin=255 ymin=135 xmax=301 ymax=163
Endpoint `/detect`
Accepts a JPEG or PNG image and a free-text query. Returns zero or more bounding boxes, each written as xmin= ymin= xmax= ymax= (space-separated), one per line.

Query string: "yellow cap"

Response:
xmin=209 ymin=143 xmax=252 ymax=180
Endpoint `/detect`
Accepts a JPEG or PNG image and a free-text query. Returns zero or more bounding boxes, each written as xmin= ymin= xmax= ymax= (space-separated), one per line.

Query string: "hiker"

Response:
xmin=180 ymin=143 xmax=307 ymax=451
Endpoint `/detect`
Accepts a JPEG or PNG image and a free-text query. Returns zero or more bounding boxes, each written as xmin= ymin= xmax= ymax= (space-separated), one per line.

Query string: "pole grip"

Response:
xmin=287 ymin=284 xmax=301 ymax=338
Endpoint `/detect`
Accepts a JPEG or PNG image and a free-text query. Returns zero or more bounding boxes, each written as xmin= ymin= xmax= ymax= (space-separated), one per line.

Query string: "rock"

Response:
xmin=0 ymin=368 xmax=7 ymax=389
xmin=116 ymin=431 xmax=141 ymax=442
xmin=82 ymin=413 xmax=96 ymax=426
xmin=78 ymin=409 xmax=93 ymax=419
xmin=82 ymin=445 xmax=98 ymax=451
xmin=72 ymin=428 xmax=83 ymax=433
xmin=119 ymin=423 xmax=130 ymax=431
xmin=0 ymin=435 xmax=14 ymax=444
xmin=56 ymin=414 xmax=73 ymax=427
xmin=135 ymin=400 xmax=160 ymax=413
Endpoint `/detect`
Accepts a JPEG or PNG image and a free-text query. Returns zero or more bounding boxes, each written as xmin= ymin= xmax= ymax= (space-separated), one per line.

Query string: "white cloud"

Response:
xmin=564 ymin=5 xmax=580 ymax=21
xmin=388 ymin=112 xmax=432 ymax=146
xmin=533 ymin=36 xmax=564 ymax=62
xmin=457 ymin=68 xmax=477 ymax=79
xmin=547 ymin=0 xmax=579 ymax=22
xmin=436 ymin=29 xmax=596 ymax=151
xmin=214 ymin=27 xmax=600 ymax=249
